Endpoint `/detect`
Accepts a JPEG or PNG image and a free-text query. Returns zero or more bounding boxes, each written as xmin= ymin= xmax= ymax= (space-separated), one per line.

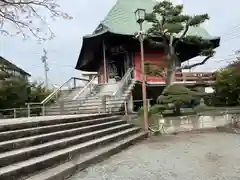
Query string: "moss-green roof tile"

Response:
xmin=98 ymin=0 xmax=215 ymax=39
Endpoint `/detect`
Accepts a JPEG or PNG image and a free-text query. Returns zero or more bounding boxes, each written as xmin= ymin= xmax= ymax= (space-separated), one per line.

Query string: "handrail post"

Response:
xmin=27 ymin=104 xmax=31 ymax=117
xmin=42 ymin=104 xmax=45 ymax=116
xmin=101 ymin=95 xmax=106 ymax=113
xmin=124 ymin=101 xmax=128 ymax=116
xmin=13 ymin=109 xmax=16 ymax=118
xmin=73 ymin=77 xmax=76 ymax=89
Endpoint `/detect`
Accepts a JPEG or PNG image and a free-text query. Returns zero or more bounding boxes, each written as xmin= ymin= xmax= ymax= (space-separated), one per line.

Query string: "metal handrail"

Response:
xmin=113 ymin=68 xmax=134 ymax=96
xmin=42 ymin=77 xmax=73 ymax=105
xmin=120 ymin=68 xmax=133 ymax=83
xmin=40 ymin=77 xmax=89 ymax=105
xmin=25 ymin=77 xmax=90 ymax=117
xmin=73 ymin=75 xmax=98 ymax=100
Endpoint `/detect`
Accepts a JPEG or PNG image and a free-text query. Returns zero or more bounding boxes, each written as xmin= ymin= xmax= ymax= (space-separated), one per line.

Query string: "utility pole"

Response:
xmin=41 ymin=48 xmax=49 ymax=88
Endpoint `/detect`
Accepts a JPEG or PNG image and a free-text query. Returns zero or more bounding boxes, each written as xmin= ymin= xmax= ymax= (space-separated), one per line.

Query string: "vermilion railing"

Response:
xmin=134 ymin=67 xmax=215 ymax=82
xmin=175 ymin=72 xmax=216 ymax=82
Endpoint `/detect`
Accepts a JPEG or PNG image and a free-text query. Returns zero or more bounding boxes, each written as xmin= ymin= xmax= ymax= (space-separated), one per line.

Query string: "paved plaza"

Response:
xmin=69 ymin=132 xmax=240 ymax=180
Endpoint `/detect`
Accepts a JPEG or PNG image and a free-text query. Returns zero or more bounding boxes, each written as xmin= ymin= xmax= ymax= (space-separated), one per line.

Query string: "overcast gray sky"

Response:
xmin=1 ymin=0 xmax=240 ymax=86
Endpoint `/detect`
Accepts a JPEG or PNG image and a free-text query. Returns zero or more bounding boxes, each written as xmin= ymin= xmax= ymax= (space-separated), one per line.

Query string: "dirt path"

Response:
xmin=69 ymin=132 xmax=240 ymax=180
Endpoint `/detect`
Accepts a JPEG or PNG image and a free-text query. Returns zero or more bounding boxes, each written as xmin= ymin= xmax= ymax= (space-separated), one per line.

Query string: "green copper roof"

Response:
xmin=96 ymin=0 xmax=215 ymax=39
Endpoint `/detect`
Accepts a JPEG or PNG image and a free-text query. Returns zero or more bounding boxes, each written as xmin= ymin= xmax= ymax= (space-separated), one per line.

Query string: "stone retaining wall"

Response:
xmin=125 ymin=112 xmax=240 ymax=134
xmin=163 ymin=114 xmax=239 ymax=133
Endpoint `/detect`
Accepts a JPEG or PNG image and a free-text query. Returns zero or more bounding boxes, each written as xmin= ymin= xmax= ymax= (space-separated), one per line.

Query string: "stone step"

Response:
xmin=0 ymin=114 xmax=109 ymax=132
xmin=0 ymin=123 xmax=132 ymax=153
xmin=44 ymin=111 xmax=99 ymax=116
xmin=44 ymin=111 xmax=86 ymax=116
xmin=45 ymin=108 xmax=123 ymax=116
xmin=0 ymin=127 xmax=141 ymax=180
xmin=52 ymin=97 xmax=126 ymax=106
xmin=0 ymin=115 xmax=121 ymax=141
xmin=45 ymin=106 xmax=124 ymax=113
xmin=51 ymin=90 xmax=131 ymax=108
xmin=82 ymin=100 xmax=125 ymax=107
xmin=46 ymin=103 xmax=124 ymax=111
xmin=27 ymin=131 xmax=147 ymax=180
xmin=46 ymin=103 xmax=123 ymax=110
xmin=0 ymin=121 xmax=129 ymax=167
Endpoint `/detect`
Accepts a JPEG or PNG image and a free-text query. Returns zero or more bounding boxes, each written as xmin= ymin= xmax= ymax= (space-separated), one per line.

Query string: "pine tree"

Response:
xmin=144 ymin=0 xmax=215 ymax=84
xmin=142 ymin=1 xmax=215 ymax=116
xmin=157 ymin=84 xmax=204 ymax=115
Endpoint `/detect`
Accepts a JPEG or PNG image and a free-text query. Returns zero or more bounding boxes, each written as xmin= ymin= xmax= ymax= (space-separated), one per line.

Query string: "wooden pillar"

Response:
xmin=102 ymin=40 xmax=107 ymax=83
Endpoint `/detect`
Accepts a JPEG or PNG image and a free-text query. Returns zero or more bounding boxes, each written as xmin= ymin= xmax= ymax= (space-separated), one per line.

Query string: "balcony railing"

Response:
xmin=175 ymin=72 xmax=215 ymax=82
xmin=134 ymin=67 xmax=215 ymax=83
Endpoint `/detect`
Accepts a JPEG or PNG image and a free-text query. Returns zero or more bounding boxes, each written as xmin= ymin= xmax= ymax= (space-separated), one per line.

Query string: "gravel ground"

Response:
xmin=69 ymin=132 xmax=240 ymax=180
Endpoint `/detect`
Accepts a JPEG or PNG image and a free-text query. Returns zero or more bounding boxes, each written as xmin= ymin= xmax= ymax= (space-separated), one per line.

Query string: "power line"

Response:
xmin=223 ymin=31 xmax=240 ymax=39
xmin=222 ymin=34 xmax=240 ymax=42
xmin=221 ymin=24 xmax=240 ymax=36
xmin=219 ymin=23 xmax=240 ymax=43
xmin=222 ymin=32 xmax=240 ymax=39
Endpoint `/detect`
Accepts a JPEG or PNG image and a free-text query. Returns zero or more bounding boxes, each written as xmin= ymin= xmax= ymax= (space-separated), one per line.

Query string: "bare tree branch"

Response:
xmin=0 ymin=0 xmax=72 ymax=41
xmin=178 ymin=55 xmax=212 ymax=70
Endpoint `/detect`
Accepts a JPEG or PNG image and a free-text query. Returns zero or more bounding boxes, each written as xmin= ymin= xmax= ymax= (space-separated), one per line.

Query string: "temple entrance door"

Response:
xmin=107 ymin=52 xmax=129 ymax=81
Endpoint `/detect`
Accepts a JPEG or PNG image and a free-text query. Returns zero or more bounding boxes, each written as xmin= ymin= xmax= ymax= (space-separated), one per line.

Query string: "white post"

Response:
xmin=124 ymin=102 xmax=128 ymax=116
xmin=127 ymin=93 xmax=133 ymax=113
xmin=42 ymin=104 xmax=45 ymax=116
xmin=27 ymin=104 xmax=31 ymax=117
xmin=13 ymin=109 xmax=16 ymax=118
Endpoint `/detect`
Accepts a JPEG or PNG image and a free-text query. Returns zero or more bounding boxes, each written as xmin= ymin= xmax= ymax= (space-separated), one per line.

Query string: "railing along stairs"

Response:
xmin=101 ymin=68 xmax=134 ymax=112
xmin=113 ymin=67 xmax=134 ymax=98
xmin=26 ymin=76 xmax=98 ymax=116
xmin=72 ymin=75 xmax=98 ymax=100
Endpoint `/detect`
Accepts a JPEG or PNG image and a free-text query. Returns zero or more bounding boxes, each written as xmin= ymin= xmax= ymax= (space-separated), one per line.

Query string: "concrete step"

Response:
xmin=0 ymin=127 xmax=142 ymax=180
xmin=0 ymin=123 xmax=132 ymax=153
xmin=46 ymin=103 xmax=124 ymax=112
xmin=0 ymin=121 xmax=130 ymax=167
xmin=49 ymin=91 xmax=131 ymax=109
xmin=46 ymin=103 xmax=123 ymax=111
xmin=27 ymin=132 xmax=147 ymax=180
xmin=45 ymin=106 xmax=124 ymax=113
xmin=0 ymin=115 xmax=122 ymax=141
xmin=44 ymin=111 xmax=96 ymax=116
xmin=50 ymin=97 xmax=125 ymax=107
xmin=0 ymin=114 xmax=109 ymax=132
xmin=82 ymin=100 xmax=125 ymax=107
xmin=45 ymin=108 xmax=123 ymax=116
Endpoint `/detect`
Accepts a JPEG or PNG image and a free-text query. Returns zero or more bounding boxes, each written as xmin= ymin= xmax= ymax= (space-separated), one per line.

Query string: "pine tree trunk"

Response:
xmin=166 ymin=40 xmax=176 ymax=85
xmin=174 ymin=104 xmax=181 ymax=116
xmin=167 ymin=69 xmax=175 ymax=85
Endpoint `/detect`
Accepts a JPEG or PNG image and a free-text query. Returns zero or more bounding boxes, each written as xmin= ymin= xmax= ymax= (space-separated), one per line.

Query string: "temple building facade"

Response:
xmin=75 ymin=0 xmax=220 ymax=106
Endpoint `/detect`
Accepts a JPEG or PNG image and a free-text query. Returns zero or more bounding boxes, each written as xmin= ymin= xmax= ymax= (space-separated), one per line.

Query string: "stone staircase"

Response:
xmin=0 ymin=113 xmax=147 ymax=180
xmin=45 ymin=80 xmax=136 ymax=116
xmin=57 ymin=87 xmax=84 ymax=101
xmin=44 ymin=68 xmax=135 ymax=116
